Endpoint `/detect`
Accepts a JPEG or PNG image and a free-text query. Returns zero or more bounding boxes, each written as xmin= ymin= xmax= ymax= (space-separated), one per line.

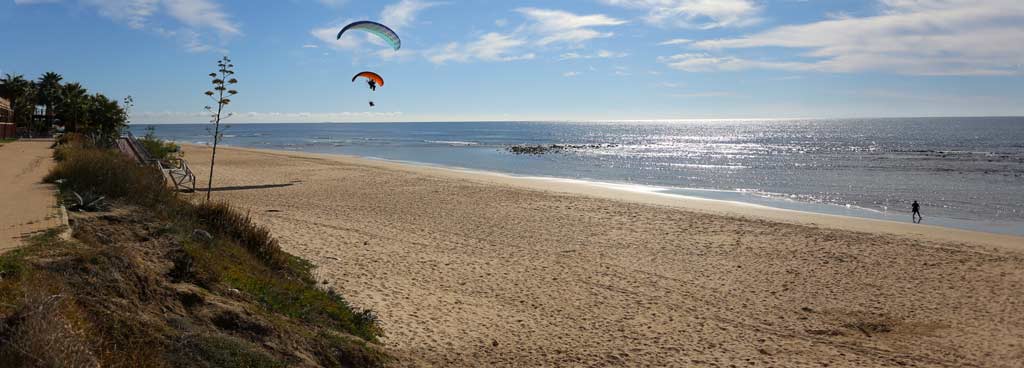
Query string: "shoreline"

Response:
xmin=183 ymin=144 xmax=1024 ymax=251
xmin=179 ymin=143 xmax=1024 ymax=367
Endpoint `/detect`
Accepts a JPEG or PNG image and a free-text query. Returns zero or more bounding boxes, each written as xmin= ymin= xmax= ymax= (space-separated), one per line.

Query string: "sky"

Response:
xmin=2 ymin=0 xmax=1022 ymax=123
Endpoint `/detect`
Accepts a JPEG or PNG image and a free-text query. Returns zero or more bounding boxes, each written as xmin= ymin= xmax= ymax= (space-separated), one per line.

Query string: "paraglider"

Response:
xmin=352 ymin=71 xmax=383 ymax=91
xmin=337 ymin=21 xmax=401 ymax=51
xmin=353 ymin=71 xmax=383 ymax=107
xmin=337 ymin=21 xmax=399 ymax=109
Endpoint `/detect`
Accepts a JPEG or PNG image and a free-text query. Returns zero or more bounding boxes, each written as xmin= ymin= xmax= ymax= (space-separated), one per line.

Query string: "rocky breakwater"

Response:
xmin=506 ymin=143 xmax=619 ymax=155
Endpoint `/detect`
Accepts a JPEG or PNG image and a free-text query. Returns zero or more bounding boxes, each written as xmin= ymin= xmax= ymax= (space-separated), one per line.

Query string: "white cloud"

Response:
xmin=426 ymin=32 xmax=535 ymax=64
xmin=302 ymin=44 xmax=319 ymax=48
xmin=688 ymin=0 xmax=1024 ymax=76
xmin=658 ymin=38 xmax=692 ymax=45
xmin=163 ymin=0 xmax=239 ymax=35
xmin=658 ymin=53 xmax=813 ymax=72
xmin=516 ymin=8 xmax=626 ymax=46
xmin=14 ymin=0 xmax=63 ymax=4
xmin=81 ymin=0 xmax=160 ymax=29
xmin=317 ymin=0 xmax=345 ymax=7
xmin=563 ymin=71 xmax=581 ymax=77
xmin=671 ymin=91 xmax=734 ymax=98
xmin=18 ymin=0 xmax=239 ymax=51
xmin=559 ymin=52 xmax=583 ymax=60
xmin=558 ymin=49 xmax=628 ymax=60
xmin=311 ymin=25 xmax=361 ymax=49
xmin=381 ymin=0 xmax=444 ymax=30
xmin=421 ymin=7 xmax=623 ymax=64
xmin=600 ymin=0 xmax=761 ymax=29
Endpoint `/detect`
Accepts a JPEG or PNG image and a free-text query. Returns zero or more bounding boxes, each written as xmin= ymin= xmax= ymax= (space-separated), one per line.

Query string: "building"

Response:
xmin=0 ymin=97 xmax=14 ymax=139
xmin=0 ymin=97 xmax=11 ymax=122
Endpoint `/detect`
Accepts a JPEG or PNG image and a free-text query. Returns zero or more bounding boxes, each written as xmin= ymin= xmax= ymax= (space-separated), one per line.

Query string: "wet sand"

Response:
xmin=183 ymin=144 xmax=1024 ymax=367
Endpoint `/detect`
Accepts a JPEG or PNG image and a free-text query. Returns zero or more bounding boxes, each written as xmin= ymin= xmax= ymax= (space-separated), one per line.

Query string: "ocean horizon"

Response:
xmin=135 ymin=117 xmax=1024 ymax=236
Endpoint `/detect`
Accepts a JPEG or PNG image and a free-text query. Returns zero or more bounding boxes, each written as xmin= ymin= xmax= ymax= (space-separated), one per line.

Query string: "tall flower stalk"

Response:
xmin=204 ymin=57 xmax=238 ymax=201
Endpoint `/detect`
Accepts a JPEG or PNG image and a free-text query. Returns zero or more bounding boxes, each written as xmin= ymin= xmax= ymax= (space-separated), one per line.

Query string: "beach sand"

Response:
xmin=182 ymin=144 xmax=1024 ymax=367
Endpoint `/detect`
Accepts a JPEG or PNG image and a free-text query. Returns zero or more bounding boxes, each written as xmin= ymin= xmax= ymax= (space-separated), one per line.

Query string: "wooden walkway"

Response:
xmin=116 ymin=133 xmax=197 ymax=192
xmin=0 ymin=140 xmax=63 ymax=251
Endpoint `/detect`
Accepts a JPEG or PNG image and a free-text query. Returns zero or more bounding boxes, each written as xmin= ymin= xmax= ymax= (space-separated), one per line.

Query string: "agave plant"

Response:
xmin=67 ymin=191 xmax=108 ymax=212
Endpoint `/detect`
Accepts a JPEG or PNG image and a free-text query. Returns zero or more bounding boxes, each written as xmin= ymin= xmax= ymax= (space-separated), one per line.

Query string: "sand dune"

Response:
xmin=183 ymin=144 xmax=1024 ymax=367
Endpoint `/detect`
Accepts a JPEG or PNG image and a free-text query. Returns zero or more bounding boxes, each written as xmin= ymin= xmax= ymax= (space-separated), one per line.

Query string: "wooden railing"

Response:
xmin=119 ymin=132 xmax=197 ymax=192
xmin=159 ymin=157 xmax=197 ymax=192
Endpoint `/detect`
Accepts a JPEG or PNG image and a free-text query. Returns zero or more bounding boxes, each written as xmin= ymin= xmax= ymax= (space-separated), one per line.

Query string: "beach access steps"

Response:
xmin=116 ymin=133 xmax=197 ymax=192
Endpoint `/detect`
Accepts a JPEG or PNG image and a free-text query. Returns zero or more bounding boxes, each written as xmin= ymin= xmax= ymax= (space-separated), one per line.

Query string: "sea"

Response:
xmin=132 ymin=117 xmax=1024 ymax=236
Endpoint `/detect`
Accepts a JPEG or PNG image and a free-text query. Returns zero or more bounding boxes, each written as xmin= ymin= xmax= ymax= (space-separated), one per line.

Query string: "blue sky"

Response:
xmin=2 ymin=0 xmax=1022 ymax=123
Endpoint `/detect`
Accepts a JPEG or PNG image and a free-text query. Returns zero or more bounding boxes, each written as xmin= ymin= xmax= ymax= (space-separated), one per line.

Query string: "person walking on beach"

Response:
xmin=912 ymin=200 xmax=922 ymax=223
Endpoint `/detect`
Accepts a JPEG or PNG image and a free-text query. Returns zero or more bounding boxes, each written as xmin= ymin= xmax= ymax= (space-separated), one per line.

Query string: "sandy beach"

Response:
xmin=182 ymin=144 xmax=1024 ymax=367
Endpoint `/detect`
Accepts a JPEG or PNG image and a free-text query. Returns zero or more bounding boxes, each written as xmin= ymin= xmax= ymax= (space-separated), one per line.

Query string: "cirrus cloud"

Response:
xmin=516 ymin=7 xmax=627 ymax=46
xmin=682 ymin=0 xmax=1024 ymax=76
xmin=16 ymin=0 xmax=239 ymax=52
xmin=426 ymin=32 xmax=536 ymax=64
xmin=600 ymin=0 xmax=761 ymax=29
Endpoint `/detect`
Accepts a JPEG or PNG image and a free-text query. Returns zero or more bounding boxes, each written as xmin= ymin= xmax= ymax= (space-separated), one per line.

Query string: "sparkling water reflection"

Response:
xmin=135 ymin=117 xmax=1024 ymax=235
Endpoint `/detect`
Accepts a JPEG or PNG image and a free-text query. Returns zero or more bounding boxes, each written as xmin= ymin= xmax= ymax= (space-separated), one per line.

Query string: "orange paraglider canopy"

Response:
xmin=351 ymin=71 xmax=384 ymax=87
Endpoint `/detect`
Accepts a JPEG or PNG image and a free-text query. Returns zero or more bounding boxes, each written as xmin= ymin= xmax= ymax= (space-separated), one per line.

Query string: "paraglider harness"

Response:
xmin=367 ymin=80 xmax=377 ymax=91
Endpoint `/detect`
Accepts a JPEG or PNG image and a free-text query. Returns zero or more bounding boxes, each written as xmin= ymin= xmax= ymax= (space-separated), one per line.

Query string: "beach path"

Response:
xmin=184 ymin=144 xmax=1024 ymax=368
xmin=0 ymin=140 xmax=61 ymax=252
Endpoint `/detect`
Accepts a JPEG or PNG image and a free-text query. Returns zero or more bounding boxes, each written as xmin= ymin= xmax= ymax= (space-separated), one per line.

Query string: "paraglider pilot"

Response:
xmin=367 ymin=79 xmax=377 ymax=91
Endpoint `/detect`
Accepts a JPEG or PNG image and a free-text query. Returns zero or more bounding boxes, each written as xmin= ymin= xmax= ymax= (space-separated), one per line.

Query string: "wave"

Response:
xmin=425 ymin=140 xmax=480 ymax=146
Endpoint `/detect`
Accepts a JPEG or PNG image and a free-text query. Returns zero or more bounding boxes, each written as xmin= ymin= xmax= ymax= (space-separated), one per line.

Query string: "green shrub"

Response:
xmin=183 ymin=239 xmax=381 ymax=342
xmin=139 ymin=126 xmax=181 ymax=161
xmin=188 ymin=202 xmax=293 ymax=271
xmin=170 ymin=334 xmax=286 ymax=368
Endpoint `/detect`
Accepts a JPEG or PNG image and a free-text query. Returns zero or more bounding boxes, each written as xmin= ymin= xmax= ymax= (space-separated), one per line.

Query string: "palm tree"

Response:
xmin=36 ymin=72 xmax=64 ymax=128
xmin=58 ymin=82 xmax=89 ymax=133
xmin=86 ymin=93 xmax=127 ymax=148
xmin=0 ymin=74 xmax=36 ymax=133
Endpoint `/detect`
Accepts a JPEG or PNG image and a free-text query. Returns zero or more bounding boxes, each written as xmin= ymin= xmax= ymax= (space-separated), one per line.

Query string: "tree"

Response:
xmin=203 ymin=56 xmax=238 ymax=201
xmin=122 ymin=95 xmax=134 ymax=136
xmin=85 ymin=93 xmax=127 ymax=148
xmin=0 ymin=74 xmax=36 ymax=132
xmin=57 ymin=82 xmax=90 ymax=133
xmin=36 ymin=72 xmax=64 ymax=126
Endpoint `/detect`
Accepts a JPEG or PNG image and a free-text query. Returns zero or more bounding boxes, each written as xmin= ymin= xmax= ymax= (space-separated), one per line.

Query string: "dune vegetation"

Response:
xmin=0 ymin=137 xmax=389 ymax=367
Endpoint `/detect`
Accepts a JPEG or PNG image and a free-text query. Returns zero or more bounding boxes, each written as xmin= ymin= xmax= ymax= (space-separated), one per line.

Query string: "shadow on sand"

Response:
xmin=206 ymin=183 xmax=295 ymax=192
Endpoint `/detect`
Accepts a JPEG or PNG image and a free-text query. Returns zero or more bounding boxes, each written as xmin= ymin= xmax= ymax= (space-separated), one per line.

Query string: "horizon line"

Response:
xmin=129 ymin=115 xmax=1024 ymax=125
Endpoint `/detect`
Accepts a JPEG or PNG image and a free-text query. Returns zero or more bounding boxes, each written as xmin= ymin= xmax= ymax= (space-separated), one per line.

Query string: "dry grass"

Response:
xmin=0 ymin=146 xmax=391 ymax=367
xmin=0 ymin=231 xmax=100 ymax=368
xmin=45 ymin=146 xmax=172 ymax=206
xmin=185 ymin=202 xmax=293 ymax=272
